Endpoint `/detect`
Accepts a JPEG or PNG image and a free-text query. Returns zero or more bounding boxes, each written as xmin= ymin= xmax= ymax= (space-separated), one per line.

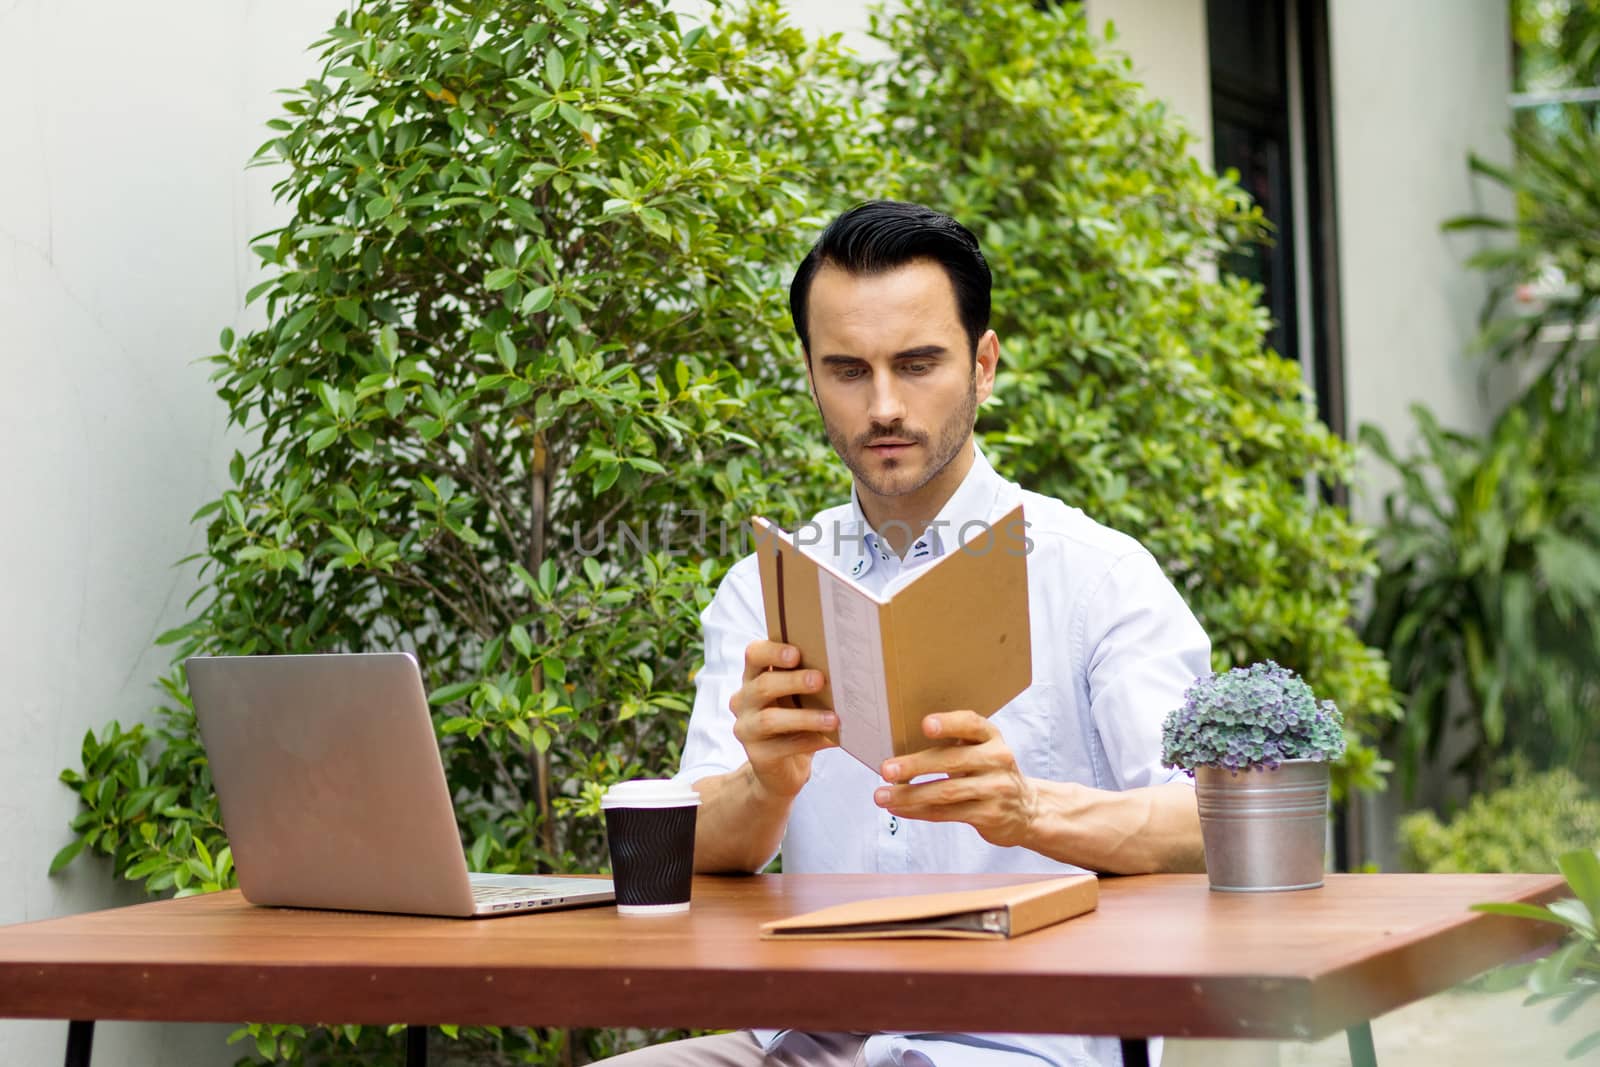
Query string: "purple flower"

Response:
xmin=1160 ymin=660 xmax=1346 ymax=774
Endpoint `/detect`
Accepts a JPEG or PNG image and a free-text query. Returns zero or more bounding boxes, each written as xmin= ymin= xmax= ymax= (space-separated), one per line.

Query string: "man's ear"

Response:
xmin=802 ymin=349 xmax=821 ymax=408
xmin=975 ymin=330 xmax=1000 ymax=405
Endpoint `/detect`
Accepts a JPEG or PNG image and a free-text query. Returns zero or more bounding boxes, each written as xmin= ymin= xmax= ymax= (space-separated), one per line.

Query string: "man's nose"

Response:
xmin=867 ymin=374 xmax=907 ymax=426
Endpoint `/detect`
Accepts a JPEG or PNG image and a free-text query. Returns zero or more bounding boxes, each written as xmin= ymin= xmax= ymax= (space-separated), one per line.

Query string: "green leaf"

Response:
xmin=48 ymin=839 xmax=85 ymax=876
xmin=428 ymin=681 xmax=477 ymax=706
xmin=1473 ymin=902 xmax=1563 ymax=924
xmin=520 ymin=285 xmax=555 ymax=314
xmin=1559 ymin=850 xmax=1600 ymax=923
xmin=557 ymin=102 xmax=586 ymax=132
xmin=307 ymin=427 xmax=339 ymax=454
xmin=495 ymin=333 xmax=518 ymax=371
xmin=1549 ymin=899 xmax=1597 ymax=938
xmin=544 ymin=47 xmax=566 ymax=91
xmin=1531 ymin=938 xmax=1589 ymax=994
xmin=1567 ymin=1026 xmax=1600 ymax=1060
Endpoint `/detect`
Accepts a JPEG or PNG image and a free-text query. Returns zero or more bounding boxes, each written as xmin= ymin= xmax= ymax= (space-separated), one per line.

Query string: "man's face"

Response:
xmin=803 ymin=259 xmax=997 ymax=507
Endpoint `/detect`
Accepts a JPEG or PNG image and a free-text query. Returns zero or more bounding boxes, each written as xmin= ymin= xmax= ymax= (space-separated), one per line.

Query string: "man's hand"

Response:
xmin=730 ymin=640 xmax=838 ymax=802
xmin=872 ymin=711 xmax=1040 ymax=848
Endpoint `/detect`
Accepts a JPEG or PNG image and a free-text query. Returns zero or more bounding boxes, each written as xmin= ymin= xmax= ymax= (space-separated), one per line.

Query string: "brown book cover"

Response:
xmin=759 ymin=875 xmax=1098 ymax=940
xmin=751 ymin=504 xmax=1032 ymax=771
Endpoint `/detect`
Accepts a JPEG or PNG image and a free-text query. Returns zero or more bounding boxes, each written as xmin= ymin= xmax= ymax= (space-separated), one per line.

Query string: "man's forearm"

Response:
xmin=1024 ymin=780 xmax=1205 ymax=874
xmin=690 ymin=764 xmax=794 ymax=874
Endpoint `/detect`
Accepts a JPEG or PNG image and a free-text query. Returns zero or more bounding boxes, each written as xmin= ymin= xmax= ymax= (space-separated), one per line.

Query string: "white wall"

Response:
xmin=1330 ymin=0 xmax=1514 ymax=519
xmin=0 ymin=2 xmax=339 ymax=1062
xmin=1084 ymin=0 xmax=1213 ymax=161
xmin=778 ymin=0 xmax=885 ymax=57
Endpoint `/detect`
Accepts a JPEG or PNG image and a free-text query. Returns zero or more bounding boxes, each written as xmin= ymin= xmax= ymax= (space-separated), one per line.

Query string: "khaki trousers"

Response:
xmin=595 ymin=1031 xmax=867 ymax=1067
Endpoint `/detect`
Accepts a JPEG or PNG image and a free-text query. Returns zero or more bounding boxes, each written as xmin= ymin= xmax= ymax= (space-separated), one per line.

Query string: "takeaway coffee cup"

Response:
xmin=600 ymin=779 xmax=701 ymax=914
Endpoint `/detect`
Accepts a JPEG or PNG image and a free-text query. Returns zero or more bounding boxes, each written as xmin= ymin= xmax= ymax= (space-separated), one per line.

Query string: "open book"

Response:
xmin=759 ymin=875 xmax=1097 ymax=940
xmin=750 ymin=504 xmax=1031 ymax=771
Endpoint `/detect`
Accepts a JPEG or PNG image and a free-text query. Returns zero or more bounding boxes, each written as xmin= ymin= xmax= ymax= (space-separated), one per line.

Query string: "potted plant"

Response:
xmin=1162 ymin=661 xmax=1347 ymax=891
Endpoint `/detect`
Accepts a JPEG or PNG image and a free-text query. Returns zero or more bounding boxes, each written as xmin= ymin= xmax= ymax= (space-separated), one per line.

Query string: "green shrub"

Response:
xmin=872 ymin=0 xmax=1396 ymax=796
xmin=1400 ymin=761 xmax=1600 ymax=873
xmin=1365 ymin=121 xmax=1600 ymax=800
xmin=58 ymin=1 xmax=865 ymax=1062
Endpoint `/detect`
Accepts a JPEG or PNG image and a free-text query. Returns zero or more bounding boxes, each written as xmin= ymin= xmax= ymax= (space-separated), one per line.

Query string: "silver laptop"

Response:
xmin=186 ymin=652 xmax=614 ymax=918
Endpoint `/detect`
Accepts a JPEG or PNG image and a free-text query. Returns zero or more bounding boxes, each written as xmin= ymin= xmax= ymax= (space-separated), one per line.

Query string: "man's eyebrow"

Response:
xmin=817 ymin=345 xmax=949 ymax=364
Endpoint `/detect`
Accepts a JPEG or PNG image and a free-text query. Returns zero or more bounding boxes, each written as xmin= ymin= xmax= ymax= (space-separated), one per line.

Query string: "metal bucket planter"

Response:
xmin=1195 ymin=759 xmax=1330 ymax=892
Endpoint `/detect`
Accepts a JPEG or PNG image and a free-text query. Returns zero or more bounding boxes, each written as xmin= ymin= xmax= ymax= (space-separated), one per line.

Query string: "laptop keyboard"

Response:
xmin=472 ymin=885 xmax=559 ymax=904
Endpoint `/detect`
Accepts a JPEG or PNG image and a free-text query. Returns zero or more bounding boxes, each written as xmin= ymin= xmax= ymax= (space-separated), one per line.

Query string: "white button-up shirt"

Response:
xmin=676 ymin=445 xmax=1210 ymax=1067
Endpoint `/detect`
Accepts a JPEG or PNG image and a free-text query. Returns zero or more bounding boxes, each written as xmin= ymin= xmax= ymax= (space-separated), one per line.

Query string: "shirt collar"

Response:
xmin=846 ymin=442 xmax=1005 ymax=580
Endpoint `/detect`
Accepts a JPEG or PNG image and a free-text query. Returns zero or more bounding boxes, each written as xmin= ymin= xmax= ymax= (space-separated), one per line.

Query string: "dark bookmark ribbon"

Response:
xmin=773 ymin=544 xmax=800 ymax=709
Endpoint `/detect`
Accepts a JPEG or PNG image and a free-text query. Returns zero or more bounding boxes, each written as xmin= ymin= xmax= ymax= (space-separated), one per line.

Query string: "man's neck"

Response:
xmin=856 ymin=443 xmax=976 ymax=558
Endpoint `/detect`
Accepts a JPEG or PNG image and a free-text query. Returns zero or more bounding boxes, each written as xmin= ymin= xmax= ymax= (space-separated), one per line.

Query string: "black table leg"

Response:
xmin=406 ymin=1024 xmax=428 ymax=1066
xmin=1119 ymin=1037 xmax=1149 ymax=1067
xmin=64 ymin=1020 xmax=94 ymax=1067
xmin=1347 ymin=1021 xmax=1378 ymax=1067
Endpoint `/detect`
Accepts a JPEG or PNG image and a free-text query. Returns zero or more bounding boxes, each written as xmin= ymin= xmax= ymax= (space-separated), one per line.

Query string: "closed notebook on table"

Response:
xmin=751 ymin=503 xmax=1031 ymax=771
xmin=759 ymin=875 xmax=1098 ymax=941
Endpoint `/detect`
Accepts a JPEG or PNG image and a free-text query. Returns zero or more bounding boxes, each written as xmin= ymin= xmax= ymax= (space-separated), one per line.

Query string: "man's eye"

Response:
xmin=903 ymin=362 xmax=932 ymax=374
xmin=838 ymin=366 xmax=867 ymax=381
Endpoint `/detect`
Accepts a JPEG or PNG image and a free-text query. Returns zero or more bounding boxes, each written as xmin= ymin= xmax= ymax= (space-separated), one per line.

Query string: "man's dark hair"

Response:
xmin=788 ymin=200 xmax=992 ymax=358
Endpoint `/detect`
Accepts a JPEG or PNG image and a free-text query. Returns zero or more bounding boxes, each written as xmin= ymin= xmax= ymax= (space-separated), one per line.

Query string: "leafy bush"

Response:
xmin=58 ymin=1 xmax=863 ymax=1061
xmin=1161 ymin=661 xmax=1345 ymax=773
xmin=872 ymin=0 xmax=1396 ymax=797
xmin=1400 ymin=760 xmax=1600 ymax=873
xmin=1365 ymin=122 xmax=1600 ymax=800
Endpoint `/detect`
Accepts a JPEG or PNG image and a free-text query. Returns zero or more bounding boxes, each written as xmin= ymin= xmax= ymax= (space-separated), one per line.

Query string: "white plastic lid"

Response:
xmin=600 ymin=778 xmax=702 ymax=809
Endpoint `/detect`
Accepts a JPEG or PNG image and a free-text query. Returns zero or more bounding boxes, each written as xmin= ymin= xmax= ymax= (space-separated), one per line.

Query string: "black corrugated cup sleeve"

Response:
xmin=604 ymin=804 xmax=698 ymax=912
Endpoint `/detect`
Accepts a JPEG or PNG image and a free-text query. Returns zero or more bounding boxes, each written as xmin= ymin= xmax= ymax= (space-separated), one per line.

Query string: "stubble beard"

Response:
xmin=823 ymin=374 xmax=978 ymax=499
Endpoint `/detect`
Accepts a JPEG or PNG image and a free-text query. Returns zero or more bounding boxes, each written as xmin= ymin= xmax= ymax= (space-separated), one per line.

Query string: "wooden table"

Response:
xmin=0 ymin=872 xmax=1567 ymax=1066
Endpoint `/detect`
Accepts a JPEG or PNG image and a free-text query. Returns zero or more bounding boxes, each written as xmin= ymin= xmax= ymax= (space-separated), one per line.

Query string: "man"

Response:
xmin=610 ymin=201 xmax=1210 ymax=1066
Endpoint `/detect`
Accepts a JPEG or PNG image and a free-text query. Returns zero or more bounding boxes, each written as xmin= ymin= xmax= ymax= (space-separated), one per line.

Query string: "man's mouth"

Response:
xmin=865 ymin=439 xmax=917 ymax=457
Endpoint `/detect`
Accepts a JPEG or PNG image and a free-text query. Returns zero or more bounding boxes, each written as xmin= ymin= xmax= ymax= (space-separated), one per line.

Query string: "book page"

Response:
xmin=816 ymin=573 xmax=893 ymax=770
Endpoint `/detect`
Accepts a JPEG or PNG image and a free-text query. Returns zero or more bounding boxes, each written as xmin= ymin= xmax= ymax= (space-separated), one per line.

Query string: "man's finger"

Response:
xmin=874 ymin=787 xmax=986 ymax=824
xmin=877 ymin=774 xmax=993 ymax=808
xmin=734 ymin=706 xmax=838 ymax=743
xmin=748 ymin=667 xmax=825 ymax=710
xmin=881 ymin=741 xmax=999 ymax=784
xmin=921 ymin=709 xmax=992 ymax=742
xmin=742 ymin=640 xmax=801 ymax=682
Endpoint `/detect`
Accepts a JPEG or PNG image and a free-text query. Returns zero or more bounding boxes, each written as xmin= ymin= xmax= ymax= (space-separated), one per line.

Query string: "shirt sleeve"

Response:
xmin=1078 ymin=549 xmax=1211 ymax=790
xmin=673 ymin=553 xmax=766 ymax=787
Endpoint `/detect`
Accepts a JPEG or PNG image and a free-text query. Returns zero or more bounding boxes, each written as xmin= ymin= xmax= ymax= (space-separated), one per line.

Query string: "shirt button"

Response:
xmin=888 ymin=816 xmax=899 ymax=835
